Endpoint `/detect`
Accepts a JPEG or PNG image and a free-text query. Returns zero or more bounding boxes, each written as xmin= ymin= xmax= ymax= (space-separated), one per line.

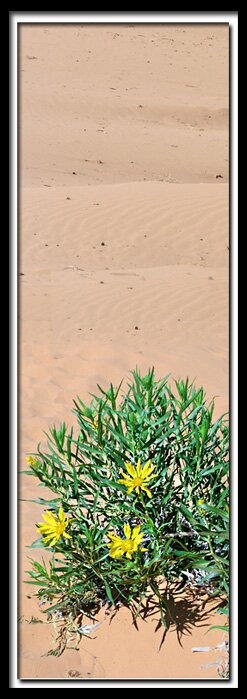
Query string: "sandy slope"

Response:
xmin=19 ymin=23 xmax=229 ymax=680
xmin=20 ymin=23 xmax=228 ymax=187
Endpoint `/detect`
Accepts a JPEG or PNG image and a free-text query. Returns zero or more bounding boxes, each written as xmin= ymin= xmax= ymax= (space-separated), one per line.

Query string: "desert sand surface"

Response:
xmin=19 ymin=23 xmax=229 ymax=680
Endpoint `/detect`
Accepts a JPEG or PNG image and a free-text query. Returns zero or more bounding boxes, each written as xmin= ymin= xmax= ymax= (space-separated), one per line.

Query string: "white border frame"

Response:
xmin=10 ymin=10 xmax=238 ymax=689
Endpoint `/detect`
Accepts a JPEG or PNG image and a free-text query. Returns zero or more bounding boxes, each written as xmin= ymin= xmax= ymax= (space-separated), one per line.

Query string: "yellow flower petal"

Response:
xmin=132 ymin=530 xmax=145 ymax=546
xmin=131 ymin=540 xmax=139 ymax=552
xmin=136 ymin=458 xmax=142 ymax=476
xmin=145 ymin=473 xmax=158 ymax=482
xmin=142 ymin=486 xmax=153 ymax=498
xmin=109 ymin=535 xmax=122 ymax=545
xmin=109 ymin=544 xmax=124 ymax=558
xmin=124 ymin=523 xmax=131 ymax=539
xmin=43 ymin=533 xmax=56 ymax=545
xmin=131 ymin=525 xmax=141 ymax=539
xmin=125 ymin=462 xmax=137 ymax=478
xmin=118 ymin=477 xmax=133 ymax=487
xmin=42 ymin=512 xmax=57 ymax=524
xmin=141 ymin=460 xmax=153 ymax=477
xmin=26 ymin=456 xmax=37 ymax=466
xmin=134 ymin=535 xmax=144 ymax=547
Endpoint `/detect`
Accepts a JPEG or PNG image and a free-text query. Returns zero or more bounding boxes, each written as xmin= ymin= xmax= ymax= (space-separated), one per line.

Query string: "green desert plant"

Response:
xmin=24 ymin=369 xmax=229 ymax=653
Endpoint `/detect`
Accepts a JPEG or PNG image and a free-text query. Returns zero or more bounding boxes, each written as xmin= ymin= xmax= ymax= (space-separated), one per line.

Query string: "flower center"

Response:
xmin=56 ymin=522 xmax=66 ymax=536
xmin=133 ymin=476 xmax=143 ymax=487
xmin=122 ymin=539 xmax=135 ymax=553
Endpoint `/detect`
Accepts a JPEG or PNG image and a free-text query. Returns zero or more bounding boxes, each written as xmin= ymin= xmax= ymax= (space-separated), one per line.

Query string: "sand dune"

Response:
xmin=20 ymin=24 xmax=228 ymax=187
xmin=19 ymin=22 xmax=229 ymax=680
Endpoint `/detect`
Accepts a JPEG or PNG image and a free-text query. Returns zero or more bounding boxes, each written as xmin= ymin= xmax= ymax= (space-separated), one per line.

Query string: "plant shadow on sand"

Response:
xmin=108 ymin=581 xmax=225 ymax=652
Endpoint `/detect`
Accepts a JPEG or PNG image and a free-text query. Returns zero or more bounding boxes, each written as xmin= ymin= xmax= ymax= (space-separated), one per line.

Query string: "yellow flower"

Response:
xmin=92 ymin=418 xmax=104 ymax=430
xmin=118 ymin=458 xmax=157 ymax=498
xmin=26 ymin=456 xmax=37 ymax=466
xmin=37 ymin=508 xmax=72 ymax=547
xmin=198 ymin=499 xmax=205 ymax=506
xmin=107 ymin=523 xmax=146 ymax=560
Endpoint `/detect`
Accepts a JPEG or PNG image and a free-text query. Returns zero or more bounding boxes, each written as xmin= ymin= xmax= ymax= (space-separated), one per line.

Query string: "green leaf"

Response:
xmin=101 ymin=576 xmax=115 ymax=605
xmin=26 ymin=538 xmax=44 ymax=549
xmin=207 ymin=625 xmax=229 ymax=633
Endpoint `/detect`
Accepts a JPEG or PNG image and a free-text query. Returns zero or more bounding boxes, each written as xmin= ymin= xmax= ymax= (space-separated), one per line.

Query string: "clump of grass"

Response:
xmin=24 ymin=369 xmax=229 ymax=654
